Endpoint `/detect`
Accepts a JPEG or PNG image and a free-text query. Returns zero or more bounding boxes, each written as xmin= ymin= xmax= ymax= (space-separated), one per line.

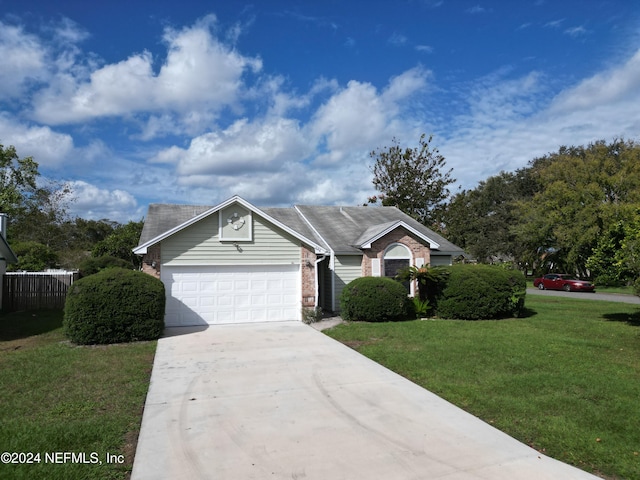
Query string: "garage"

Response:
xmin=162 ymin=264 xmax=300 ymax=326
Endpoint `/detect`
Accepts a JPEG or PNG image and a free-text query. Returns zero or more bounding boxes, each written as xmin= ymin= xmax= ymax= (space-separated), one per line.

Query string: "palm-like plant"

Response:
xmin=396 ymin=264 xmax=448 ymax=302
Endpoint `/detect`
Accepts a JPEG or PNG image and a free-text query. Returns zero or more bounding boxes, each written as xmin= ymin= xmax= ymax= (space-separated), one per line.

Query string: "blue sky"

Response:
xmin=1 ymin=1 xmax=639 ymax=222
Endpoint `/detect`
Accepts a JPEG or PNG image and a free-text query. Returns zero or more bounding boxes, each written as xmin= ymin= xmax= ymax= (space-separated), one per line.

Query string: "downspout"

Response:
xmin=329 ymin=251 xmax=336 ymax=312
xmin=314 ymin=254 xmax=326 ymax=309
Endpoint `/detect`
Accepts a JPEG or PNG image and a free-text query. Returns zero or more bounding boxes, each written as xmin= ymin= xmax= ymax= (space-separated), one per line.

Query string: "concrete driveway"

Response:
xmin=131 ymin=322 xmax=601 ymax=480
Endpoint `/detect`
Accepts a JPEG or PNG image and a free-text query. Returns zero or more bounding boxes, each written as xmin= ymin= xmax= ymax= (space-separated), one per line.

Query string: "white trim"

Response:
xmin=134 ymin=195 xmax=328 ymax=255
xmin=294 ymin=205 xmax=338 ymax=311
xmin=359 ymin=221 xmax=440 ymax=250
xmin=371 ymin=258 xmax=381 ymax=276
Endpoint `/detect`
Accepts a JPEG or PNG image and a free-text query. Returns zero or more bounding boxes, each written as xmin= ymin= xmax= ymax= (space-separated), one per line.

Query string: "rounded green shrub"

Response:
xmin=435 ymin=264 xmax=526 ymax=320
xmin=64 ymin=268 xmax=165 ymax=344
xmin=340 ymin=276 xmax=414 ymax=322
xmin=78 ymin=255 xmax=131 ymax=277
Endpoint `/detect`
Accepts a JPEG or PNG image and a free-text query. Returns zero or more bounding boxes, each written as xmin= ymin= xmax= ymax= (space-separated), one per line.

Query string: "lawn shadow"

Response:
xmin=0 ymin=310 xmax=64 ymax=341
xmin=603 ymin=310 xmax=640 ymax=327
xmin=516 ymin=306 xmax=538 ymax=319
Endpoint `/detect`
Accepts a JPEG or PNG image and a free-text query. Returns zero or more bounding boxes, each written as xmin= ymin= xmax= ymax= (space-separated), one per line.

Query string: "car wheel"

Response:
xmin=563 ymin=284 xmax=571 ymax=292
xmin=538 ymin=283 xmax=545 ymax=290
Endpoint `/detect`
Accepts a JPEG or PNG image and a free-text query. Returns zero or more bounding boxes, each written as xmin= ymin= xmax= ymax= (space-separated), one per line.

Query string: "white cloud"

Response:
xmin=466 ymin=5 xmax=486 ymax=14
xmin=438 ymin=49 xmax=640 ymax=191
xmin=31 ymin=15 xmax=262 ymax=127
xmin=174 ymin=116 xmax=310 ymax=177
xmin=67 ymin=180 xmax=139 ymax=221
xmin=550 ymin=49 xmax=640 ymax=113
xmin=308 ymin=68 xmax=428 ymax=165
xmin=0 ymin=114 xmax=74 ymax=167
xmin=564 ymin=26 xmax=587 ymax=37
xmin=0 ymin=21 xmax=48 ymax=99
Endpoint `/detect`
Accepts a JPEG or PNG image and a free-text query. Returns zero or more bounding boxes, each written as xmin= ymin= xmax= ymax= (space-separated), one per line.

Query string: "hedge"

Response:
xmin=435 ymin=264 xmax=526 ymax=320
xmin=340 ymin=276 xmax=414 ymax=322
xmin=64 ymin=268 xmax=165 ymax=344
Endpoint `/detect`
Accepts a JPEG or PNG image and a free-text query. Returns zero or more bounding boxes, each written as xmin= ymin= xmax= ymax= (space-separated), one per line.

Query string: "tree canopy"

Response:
xmin=369 ymin=134 xmax=455 ymax=227
xmin=443 ymin=138 xmax=640 ymax=280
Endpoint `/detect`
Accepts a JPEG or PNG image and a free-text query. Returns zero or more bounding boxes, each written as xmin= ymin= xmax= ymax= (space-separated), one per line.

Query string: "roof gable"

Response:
xmin=133 ymin=196 xmax=328 ymax=255
xmin=352 ymin=220 xmax=441 ymax=249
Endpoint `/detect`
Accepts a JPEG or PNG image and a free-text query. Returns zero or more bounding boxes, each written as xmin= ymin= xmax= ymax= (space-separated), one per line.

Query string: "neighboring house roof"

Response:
xmin=0 ymin=235 xmax=18 ymax=264
xmin=135 ymin=196 xmax=465 ymax=260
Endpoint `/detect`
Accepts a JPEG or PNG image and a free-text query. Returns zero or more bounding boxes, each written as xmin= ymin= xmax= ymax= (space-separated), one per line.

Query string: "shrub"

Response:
xmin=340 ymin=276 xmax=414 ymax=322
xmin=78 ymin=255 xmax=131 ymax=277
xmin=64 ymin=268 xmax=165 ymax=344
xmin=435 ymin=264 xmax=526 ymax=320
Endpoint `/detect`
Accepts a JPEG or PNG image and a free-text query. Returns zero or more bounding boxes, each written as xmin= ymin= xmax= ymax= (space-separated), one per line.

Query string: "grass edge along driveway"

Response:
xmin=325 ymin=296 xmax=640 ymax=480
xmin=0 ymin=310 xmax=156 ymax=480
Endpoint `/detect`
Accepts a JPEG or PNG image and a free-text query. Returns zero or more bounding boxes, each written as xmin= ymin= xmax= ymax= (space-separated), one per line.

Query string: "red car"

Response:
xmin=533 ymin=274 xmax=595 ymax=292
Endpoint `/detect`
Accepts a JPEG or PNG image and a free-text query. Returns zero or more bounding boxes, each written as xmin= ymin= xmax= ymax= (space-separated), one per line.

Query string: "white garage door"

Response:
xmin=162 ymin=265 xmax=300 ymax=326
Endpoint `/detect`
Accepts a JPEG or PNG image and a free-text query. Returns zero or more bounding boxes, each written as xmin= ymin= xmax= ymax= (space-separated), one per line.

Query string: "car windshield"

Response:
xmin=559 ymin=275 xmax=579 ymax=281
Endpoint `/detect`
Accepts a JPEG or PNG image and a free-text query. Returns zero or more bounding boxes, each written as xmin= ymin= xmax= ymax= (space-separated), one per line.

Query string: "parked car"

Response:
xmin=533 ymin=274 xmax=596 ymax=292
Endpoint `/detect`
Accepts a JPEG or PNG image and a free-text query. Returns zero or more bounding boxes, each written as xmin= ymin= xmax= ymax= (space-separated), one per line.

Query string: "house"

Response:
xmin=133 ymin=195 xmax=464 ymax=326
xmin=0 ymin=214 xmax=18 ymax=309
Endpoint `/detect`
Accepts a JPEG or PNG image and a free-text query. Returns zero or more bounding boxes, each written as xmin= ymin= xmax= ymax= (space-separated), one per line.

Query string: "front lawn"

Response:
xmin=325 ymin=296 xmax=640 ymax=479
xmin=0 ymin=310 xmax=156 ymax=480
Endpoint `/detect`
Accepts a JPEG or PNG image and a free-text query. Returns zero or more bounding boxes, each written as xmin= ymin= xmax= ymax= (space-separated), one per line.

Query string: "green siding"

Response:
xmin=430 ymin=255 xmax=452 ymax=266
xmin=162 ymin=212 xmax=301 ymax=266
xmin=334 ymin=255 xmax=362 ymax=312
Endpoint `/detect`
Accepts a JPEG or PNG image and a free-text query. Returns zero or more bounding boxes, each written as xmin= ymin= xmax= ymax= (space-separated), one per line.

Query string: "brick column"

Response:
xmin=301 ymin=246 xmax=317 ymax=307
xmin=141 ymin=244 xmax=161 ymax=279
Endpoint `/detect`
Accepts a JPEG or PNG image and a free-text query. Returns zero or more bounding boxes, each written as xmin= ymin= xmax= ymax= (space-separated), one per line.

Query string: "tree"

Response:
xmin=9 ymin=241 xmax=59 ymax=272
xmin=513 ymin=139 xmax=640 ymax=276
xmin=0 ymin=144 xmax=39 ymax=217
xmin=369 ymin=134 xmax=455 ymax=227
xmin=92 ymin=220 xmax=144 ymax=269
xmin=443 ymin=169 xmax=537 ymax=265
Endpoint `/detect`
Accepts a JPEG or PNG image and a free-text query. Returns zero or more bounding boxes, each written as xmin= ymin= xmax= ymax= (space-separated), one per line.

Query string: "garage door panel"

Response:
xmin=162 ymin=265 xmax=300 ymax=326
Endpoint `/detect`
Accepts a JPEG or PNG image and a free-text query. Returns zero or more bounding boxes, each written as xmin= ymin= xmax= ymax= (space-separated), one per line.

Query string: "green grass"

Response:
xmin=592 ymin=285 xmax=635 ymax=295
xmin=0 ymin=310 xmax=156 ymax=480
xmin=325 ymin=296 xmax=640 ymax=479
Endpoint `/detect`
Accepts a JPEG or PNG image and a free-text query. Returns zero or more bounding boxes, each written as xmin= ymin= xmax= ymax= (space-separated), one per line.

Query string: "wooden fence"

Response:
xmin=2 ymin=272 xmax=79 ymax=312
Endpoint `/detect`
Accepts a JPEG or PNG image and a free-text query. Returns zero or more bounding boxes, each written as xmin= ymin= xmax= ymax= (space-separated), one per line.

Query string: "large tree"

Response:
xmin=369 ymin=134 xmax=455 ymax=227
xmin=443 ymin=169 xmax=537 ymax=265
xmin=513 ymin=139 xmax=640 ymax=276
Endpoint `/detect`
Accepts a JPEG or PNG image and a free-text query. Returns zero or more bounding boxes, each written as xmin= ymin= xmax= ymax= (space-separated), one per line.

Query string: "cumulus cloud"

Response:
xmin=0 ymin=21 xmax=48 ymax=99
xmin=173 ymin=116 xmax=310 ymax=177
xmin=0 ymin=114 xmax=74 ymax=167
xmin=67 ymin=180 xmax=139 ymax=221
xmin=31 ymin=15 xmax=262 ymax=127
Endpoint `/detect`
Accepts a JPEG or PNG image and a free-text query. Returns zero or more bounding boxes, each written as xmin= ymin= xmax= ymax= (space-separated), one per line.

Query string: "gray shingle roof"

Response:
xmin=294 ymin=205 xmax=463 ymax=255
xmin=138 ymin=204 xmax=212 ymax=245
xmin=137 ymin=201 xmax=464 ymax=257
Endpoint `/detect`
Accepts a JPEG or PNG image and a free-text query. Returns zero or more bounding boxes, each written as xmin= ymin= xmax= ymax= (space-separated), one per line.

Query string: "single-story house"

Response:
xmin=0 ymin=213 xmax=18 ymax=309
xmin=133 ymin=195 xmax=465 ymax=326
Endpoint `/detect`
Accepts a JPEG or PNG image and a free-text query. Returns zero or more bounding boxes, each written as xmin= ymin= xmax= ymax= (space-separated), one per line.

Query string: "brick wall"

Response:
xmin=361 ymin=228 xmax=431 ymax=293
xmin=301 ymin=246 xmax=317 ymax=307
xmin=141 ymin=244 xmax=161 ymax=279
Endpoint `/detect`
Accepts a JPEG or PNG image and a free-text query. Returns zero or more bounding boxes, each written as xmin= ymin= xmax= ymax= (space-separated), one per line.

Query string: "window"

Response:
xmin=383 ymin=243 xmax=411 ymax=292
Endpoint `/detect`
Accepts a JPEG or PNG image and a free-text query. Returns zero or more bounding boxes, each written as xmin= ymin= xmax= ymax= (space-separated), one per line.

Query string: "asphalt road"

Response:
xmin=527 ymin=288 xmax=640 ymax=304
